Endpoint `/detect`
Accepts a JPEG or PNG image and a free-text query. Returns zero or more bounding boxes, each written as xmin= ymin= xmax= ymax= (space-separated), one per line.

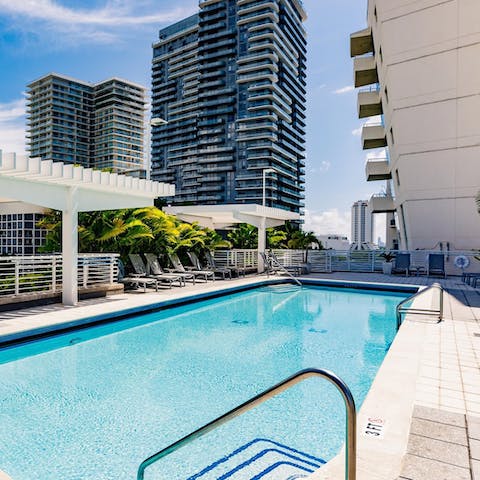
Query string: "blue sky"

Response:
xmin=0 ymin=0 xmax=386 ymax=239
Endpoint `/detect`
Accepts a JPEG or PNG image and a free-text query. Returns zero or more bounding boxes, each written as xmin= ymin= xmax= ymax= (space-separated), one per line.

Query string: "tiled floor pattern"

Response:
xmin=398 ymin=406 xmax=480 ymax=480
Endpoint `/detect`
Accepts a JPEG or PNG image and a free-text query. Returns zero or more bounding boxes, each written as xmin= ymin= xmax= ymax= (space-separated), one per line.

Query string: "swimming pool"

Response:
xmin=0 ymin=284 xmax=408 ymax=480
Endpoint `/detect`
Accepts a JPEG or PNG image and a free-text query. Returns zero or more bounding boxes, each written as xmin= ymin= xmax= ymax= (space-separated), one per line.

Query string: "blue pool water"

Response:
xmin=0 ymin=285 xmax=407 ymax=480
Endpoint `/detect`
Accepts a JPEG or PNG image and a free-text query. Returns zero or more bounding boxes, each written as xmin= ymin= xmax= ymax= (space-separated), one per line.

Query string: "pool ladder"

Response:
xmin=263 ymin=251 xmax=303 ymax=287
xmin=137 ymin=368 xmax=356 ymax=480
xmin=396 ymin=282 xmax=444 ymax=330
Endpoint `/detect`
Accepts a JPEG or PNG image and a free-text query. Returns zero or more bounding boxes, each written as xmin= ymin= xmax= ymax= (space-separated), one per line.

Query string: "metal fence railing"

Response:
xmin=0 ymin=254 xmax=119 ymax=299
xmin=213 ymin=249 xmax=480 ymax=276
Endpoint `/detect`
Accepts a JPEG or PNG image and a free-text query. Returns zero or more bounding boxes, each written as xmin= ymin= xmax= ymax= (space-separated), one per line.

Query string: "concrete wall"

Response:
xmin=367 ymin=0 xmax=480 ymax=250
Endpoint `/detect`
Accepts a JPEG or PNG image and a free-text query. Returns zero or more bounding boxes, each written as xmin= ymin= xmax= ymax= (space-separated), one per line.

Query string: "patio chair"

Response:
xmin=144 ymin=253 xmax=195 ymax=285
xmin=117 ymin=258 xmax=158 ymax=292
xmin=205 ymin=250 xmax=245 ymax=277
xmin=427 ymin=253 xmax=446 ymax=278
xmin=392 ymin=253 xmax=411 ymax=276
xmin=168 ymin=253 xmax=215 ymax=282
xmin=187 ymin=252 xmax=231 ymax=280
xmin=128 ymin=254 xmax=184 ymax=288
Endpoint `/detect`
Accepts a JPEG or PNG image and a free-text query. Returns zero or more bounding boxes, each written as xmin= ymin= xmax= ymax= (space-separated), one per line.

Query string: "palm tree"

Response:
xmin=227 ymin=224 xmax=258 ymax=249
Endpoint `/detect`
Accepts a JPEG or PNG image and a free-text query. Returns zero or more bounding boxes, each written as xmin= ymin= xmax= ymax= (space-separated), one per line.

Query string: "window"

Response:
xmin=390 ymin=127 xmax=394 ymax=144
xmin=374 ymin=6 xmax=378 ymax=22
xmin=395 ymin=168 xmax=400 ymax=186
xmin=384 ymin=86 xmax=389 ymax=103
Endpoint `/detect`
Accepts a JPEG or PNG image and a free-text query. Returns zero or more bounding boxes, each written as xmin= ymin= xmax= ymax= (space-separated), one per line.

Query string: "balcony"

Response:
xmin=362 ymin=124 xmax=387 ymax=150
xmin=350 ymin=27 xmax=374 ymax=57
xmin=369 ymin=194 xmax=395 ymax=213
xmin=354 ymin=56 xmax=378 ymax=88
xmin=365 ymin=159 xmax=391 ymax=181
xmin=358 ymin=88 xmax=382 ymax=118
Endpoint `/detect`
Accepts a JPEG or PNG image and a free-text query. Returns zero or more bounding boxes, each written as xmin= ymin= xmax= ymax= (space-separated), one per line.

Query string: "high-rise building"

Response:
xmin=351 ymin=0 xmax=480 ymax=250
xmin=27 ymin=73 xmax=146 ymax=175
xmin=0 ymin=151 xmax=47 ymax=255
xmin=351 ymin=200 xmax=372 ymax=247
xmin=151 ymin=0 xmax=307 ymax=213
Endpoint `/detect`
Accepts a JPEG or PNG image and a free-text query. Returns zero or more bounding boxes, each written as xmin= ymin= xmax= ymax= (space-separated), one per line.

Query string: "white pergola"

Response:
xmin=164 ymin=204 xmax=300 ymax=272
xmin=0 ymin=155 xmax=174 ymax=305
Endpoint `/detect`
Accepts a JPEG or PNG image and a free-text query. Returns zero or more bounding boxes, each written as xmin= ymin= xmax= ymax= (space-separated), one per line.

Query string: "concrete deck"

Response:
xmin=0 ymin=271 xmax=479 ymax=480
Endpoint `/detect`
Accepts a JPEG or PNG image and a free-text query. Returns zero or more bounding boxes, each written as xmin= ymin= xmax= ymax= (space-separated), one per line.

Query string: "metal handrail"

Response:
xmin=396 ymin=283 xmax=443 ymax=330
xmin=266 ymin=251 xmax=302 ymax=287
xmin=137 ymin=368 xmax=357 ymax=480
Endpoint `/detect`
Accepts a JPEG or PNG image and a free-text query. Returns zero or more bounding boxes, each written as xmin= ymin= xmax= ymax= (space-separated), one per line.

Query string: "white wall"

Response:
xmin=367 ymin=0 xmax=480 ymax=250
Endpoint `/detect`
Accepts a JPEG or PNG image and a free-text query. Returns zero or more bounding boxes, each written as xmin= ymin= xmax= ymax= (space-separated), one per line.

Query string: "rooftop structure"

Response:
xmin=27 ymin=73 xmax=147 ymax=175
xmin=351 ymin=0 xmax=480 ymax=250
xmin=151 ymin=0 xmax=307 ymax=213
xmin=0 ymin=154 xmax=174 ymax=305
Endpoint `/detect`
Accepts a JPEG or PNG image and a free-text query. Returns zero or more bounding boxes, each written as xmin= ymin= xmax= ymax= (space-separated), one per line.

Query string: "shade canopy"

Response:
xmin=0 ymin=152 xmax=175 ymax=305
xmin=164 ymin=204 xmax=300 ymax=272
xmin=164 ymin=204 xmax=299 ymax=230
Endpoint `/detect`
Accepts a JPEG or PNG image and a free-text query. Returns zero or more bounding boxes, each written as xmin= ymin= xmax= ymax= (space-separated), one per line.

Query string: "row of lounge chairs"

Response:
xmin=391 ymin=252 xmax=446 ymax=278
xmin=119 ymin=252 xmax=243 ymax=291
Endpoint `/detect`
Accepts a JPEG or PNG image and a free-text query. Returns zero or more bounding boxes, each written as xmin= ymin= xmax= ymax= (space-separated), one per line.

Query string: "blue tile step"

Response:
xmin=188 ymin=438 xmax=325 ymax=480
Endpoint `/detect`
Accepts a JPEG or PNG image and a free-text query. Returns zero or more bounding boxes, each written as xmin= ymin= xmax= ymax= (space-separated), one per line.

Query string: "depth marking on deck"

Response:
xmin=362 ymin=416 xmax=386 ymax=438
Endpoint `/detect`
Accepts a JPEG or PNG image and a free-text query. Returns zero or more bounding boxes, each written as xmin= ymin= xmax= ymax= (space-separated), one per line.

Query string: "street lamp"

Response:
xmin=262 ymin=168 xmax=276 ymax=207
xmin=146 ymin=117 xmax=168 ymax=180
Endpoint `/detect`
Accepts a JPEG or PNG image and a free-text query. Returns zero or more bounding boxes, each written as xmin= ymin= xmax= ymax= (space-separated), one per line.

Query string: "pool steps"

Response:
xmin=188 ymin=438 xmax=325 ymax=480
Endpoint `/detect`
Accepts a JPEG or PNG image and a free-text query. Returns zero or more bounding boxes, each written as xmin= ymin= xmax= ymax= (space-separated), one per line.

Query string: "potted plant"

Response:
xmin=380 ymin=251 xmax=396 ymax=274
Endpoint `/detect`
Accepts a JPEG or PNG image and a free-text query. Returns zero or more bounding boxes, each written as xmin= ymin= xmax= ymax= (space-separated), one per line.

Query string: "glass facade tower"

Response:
xmin=151 ymin=0 xmax=307 ymax=213
xmin=27 ymin=73 xmax=146 ymax=174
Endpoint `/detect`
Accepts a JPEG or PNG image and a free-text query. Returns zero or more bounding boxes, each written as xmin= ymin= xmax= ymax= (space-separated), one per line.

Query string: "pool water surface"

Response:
xmin=0 ymin=284 xmax=408 ymax=479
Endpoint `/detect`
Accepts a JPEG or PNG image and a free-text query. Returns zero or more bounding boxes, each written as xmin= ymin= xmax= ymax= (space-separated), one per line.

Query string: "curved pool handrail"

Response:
xmin=137 ymin=367 xmax=356 ymax=480
xmin=396 ymin=282 xmax=443 ymax=330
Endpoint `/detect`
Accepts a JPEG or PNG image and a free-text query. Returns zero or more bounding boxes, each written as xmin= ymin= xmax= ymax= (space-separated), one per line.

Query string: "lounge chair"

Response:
xmin=392 ymin=253 xmax=411 ymax=276
xmin=144 ymin=253 xmax=195 ymax=285
xmin=168 ymin=253 xmax=215 ymax=282
xmin=117 ymin=258 xmax=158 ymax=292
xmin=205 ymin=250 xmax=245 ymax=277
xmin=187 ymin=252 xmax=231 ymax=280
xmin=427 ymin=253 xmax=446 ymax=278
xmin=128 ymin=254 xmax=184 ymax=288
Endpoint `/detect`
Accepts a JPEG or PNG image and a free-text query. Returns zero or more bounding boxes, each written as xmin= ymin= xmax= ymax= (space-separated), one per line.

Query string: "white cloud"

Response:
xmin=0 ymin=98 xmax=26 ymax=155
xmin=333 ymin=85 xmax=354 ymax=95
xmin=309 ymin=160 xmax=331 ymax=174
xmin=0 ymin=0 xmax=197 ymax=45
xmin=303 ymin=208 xmax=351 ymax=238
xmin=0 ymin=0 xmax=193 ymax=26
xmin=351 ymin=127 xmax=362 ymax=136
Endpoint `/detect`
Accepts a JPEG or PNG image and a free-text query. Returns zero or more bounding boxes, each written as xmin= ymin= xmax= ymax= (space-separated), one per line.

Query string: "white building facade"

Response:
xmin=351 ymin=0 xmax=480 ymax=251
xmin=351 ymin=200 xmax=372 ymax=247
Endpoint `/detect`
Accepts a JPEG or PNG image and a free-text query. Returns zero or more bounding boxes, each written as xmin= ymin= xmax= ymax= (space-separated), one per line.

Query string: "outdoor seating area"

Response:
xmin=0 ymin=249 xmax=478 ymax=307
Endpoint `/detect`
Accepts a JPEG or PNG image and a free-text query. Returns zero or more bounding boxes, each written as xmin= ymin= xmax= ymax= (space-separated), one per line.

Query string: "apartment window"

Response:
xmin=390 ymin=127 xmax=395 ymax=144
xmin=395 ymin=168 xmax=400 ymax=186
xmin=379 ymin=47 xmax=383 ymax=63
xmin=374 ymin=6 xmax=378 ymax=22
xmin=384 ymin=86 xmax=389 ymax=103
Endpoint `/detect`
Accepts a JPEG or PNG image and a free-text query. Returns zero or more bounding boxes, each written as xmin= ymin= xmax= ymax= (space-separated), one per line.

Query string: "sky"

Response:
xmin=0 ymin=0 xmax=387 ymax=240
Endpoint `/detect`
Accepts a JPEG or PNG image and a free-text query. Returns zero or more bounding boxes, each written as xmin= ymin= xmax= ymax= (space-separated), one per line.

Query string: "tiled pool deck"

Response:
xmin=0 ymin=272 xmax=479 ymax=480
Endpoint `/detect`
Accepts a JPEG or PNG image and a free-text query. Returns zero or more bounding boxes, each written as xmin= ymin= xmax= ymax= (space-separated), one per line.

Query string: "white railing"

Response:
xmin=213 ymin=249 xmax=258 ymax=271
xmin=0 ymin=254 xmax=119 ymax=298
xmin=213 ymin=249 xmax=480 ymax=276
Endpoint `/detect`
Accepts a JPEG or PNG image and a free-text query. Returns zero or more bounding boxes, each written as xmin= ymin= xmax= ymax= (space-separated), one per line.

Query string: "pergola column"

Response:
xmin=62 ymin=187 xmax=79 ymax=306
xmin=257 ymin=216 xmax=266 ymax=273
